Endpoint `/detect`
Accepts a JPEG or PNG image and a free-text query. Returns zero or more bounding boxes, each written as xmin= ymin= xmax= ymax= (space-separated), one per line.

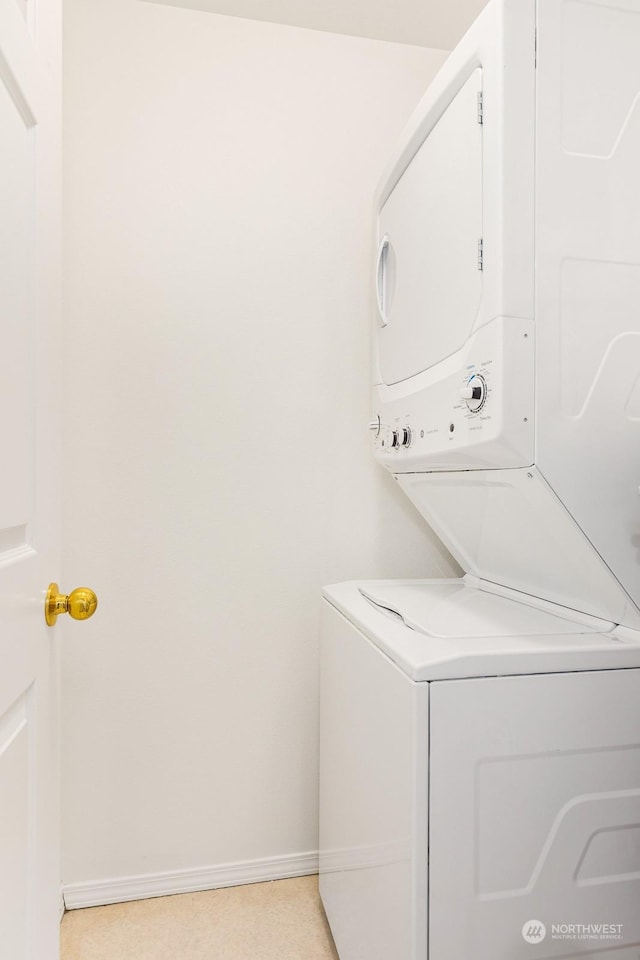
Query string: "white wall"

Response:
xmin=62 ymin=0 xmax=455 ymax=894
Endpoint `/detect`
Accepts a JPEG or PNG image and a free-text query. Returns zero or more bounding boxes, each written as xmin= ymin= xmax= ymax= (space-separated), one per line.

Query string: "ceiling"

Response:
xmin=143 ymin=0 xmax=491 ymax=50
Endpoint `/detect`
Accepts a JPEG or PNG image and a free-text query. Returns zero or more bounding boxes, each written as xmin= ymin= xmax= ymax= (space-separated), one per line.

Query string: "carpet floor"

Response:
xmin=61 ymin=875 xmax=340 ymax=960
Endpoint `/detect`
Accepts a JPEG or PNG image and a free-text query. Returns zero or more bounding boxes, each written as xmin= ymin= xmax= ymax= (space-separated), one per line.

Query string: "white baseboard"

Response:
xmin=62 ymin=850 xmax=319 ymax=910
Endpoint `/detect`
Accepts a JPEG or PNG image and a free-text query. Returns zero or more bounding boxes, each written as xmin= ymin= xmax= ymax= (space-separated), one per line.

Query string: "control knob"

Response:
xmin=460 ymin=375 xmax=486 ymax=413
xmin=460 ymin=386 xmax=482 ymax=401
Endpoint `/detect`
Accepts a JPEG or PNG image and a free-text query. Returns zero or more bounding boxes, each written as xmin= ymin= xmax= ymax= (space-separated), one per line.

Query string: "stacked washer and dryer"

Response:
xmin=318 ymin=1 xmax=640 ymax=958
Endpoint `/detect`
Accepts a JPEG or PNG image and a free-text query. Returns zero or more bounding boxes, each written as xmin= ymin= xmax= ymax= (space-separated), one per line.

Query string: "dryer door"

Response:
xmin=376 ymin=69 xmax=483 ymax=386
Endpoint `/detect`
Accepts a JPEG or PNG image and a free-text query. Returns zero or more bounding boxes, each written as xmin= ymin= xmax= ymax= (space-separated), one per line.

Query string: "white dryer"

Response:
xmin=319 ymin=0 xmax=640 ymax=957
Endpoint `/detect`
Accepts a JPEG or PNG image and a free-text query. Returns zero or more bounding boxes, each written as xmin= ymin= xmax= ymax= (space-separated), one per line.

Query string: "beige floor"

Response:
xmin=61 ymin=875 xmax=340 ymax=960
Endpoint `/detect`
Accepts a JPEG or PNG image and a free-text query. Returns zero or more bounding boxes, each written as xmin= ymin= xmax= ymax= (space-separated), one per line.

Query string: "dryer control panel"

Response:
xmin=371 ymin=316 xmax=533 ymax=473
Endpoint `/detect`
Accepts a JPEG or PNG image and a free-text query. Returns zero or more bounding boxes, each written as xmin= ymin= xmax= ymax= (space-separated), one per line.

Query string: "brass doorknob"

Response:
xmin=45 ymin=583 xmax=98 ymax=626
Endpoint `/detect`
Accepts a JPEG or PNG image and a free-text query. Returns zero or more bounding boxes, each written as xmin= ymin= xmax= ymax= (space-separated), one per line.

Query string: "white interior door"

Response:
xmin=0 ymin=0 xmax=62 ymax=957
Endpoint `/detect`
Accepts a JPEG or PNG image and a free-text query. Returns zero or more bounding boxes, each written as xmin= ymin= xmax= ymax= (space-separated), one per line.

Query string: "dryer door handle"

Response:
xmin=376 ymin=235 xmax=391 ymax=327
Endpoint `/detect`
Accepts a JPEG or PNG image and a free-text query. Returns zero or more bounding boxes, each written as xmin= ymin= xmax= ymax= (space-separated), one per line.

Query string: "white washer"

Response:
xmin=319 ymin=579 xmax=640 ymax=960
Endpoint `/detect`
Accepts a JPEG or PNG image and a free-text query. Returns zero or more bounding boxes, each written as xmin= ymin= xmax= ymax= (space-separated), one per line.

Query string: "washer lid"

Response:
xmin=322 ymin=579 xmax=640 ymax=681
xmin=359 ymin=579 xmax=604 ymax=638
